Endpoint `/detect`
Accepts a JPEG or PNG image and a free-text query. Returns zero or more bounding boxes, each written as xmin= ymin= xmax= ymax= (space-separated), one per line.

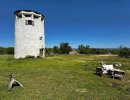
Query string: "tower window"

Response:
xmin=25 ymin=20 xmax=34 ymax=26
xmin=39 ymin=37 xmax=42 ymax=40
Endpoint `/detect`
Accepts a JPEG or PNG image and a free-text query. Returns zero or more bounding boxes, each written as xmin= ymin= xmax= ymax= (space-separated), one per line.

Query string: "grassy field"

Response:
xmin=0 ymin=54 xmax=130 ymax=100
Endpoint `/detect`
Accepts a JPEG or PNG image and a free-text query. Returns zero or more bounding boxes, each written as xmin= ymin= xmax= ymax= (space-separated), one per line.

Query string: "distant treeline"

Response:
xmin=1 ymin=43 xmax=130 ymax=57
xmin=46 ymin=42 xmax=130 ymax=58
xmin=0 ymin=47 xmax=14 ymax=54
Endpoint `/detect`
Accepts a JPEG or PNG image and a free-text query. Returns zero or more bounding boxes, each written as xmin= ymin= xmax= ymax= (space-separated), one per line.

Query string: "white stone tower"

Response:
xmin=14 ymin=10 xmax=45 ymax=59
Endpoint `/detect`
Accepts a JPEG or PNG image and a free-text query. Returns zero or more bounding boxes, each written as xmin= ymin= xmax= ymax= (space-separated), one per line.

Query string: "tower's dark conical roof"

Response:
xmin=14 ymin=10 xmax=44 ymax=18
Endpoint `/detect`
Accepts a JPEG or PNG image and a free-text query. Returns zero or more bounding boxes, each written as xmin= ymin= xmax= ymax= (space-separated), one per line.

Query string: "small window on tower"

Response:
xmin=39 ymin=37 xmax=42 ymax=40
xmin=28 ymin=20 xmax=32 ymax=25
xmin=25 ymin=20 xmax=34 ymax=26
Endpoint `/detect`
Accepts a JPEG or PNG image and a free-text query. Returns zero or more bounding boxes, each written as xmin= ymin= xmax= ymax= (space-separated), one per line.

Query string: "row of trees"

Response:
xmin=77 ymin=45 xmax=119 ymax=54
xmin=46 ymin=43 xmax=130 ymax=58
xmin=46 ymin=42 xmax=72 ymax=54
xmin=46 ymin=43 xmax=120 ymax=55
xmin=0 ymin=43 xmax=130 ymax=57
xmin=119 ymin=45 xmax=130 ymax=58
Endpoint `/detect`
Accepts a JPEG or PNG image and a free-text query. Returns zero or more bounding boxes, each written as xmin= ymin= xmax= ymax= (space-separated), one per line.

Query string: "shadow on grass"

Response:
xmin=108 ymin=76 xmax=123 ymax=81
xmin=93 ymin=72 xmax=123 ymax=81
xmin=12 ymin=82 xmax=21 ymax=88
xmin=93 ymin=73 xmax=103 ymax=77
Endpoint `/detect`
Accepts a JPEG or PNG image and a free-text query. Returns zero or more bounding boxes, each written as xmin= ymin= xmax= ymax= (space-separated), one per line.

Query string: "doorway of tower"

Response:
xmin=39 ymin=48 xmax=43 ymax=57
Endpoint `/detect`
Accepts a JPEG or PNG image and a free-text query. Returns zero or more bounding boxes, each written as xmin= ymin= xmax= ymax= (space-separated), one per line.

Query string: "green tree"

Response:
xmin=59 ymin=42 xmax=72 ymax=54
xmin=6 ymin=47 xmax=14 ymax=54
xmin=45 ymin=48 xmax=53 ymax=55
xmin=96 ymin=49 xmax=101 ymax=54
xmin=119 ymin=45 xmax=130 ymax=57
xmin=53 ymin=46 xmax=59 ymax=53
xmin=91 ymin=48 xmax=97 ymax=54
xmin=85 ymin=45 xmax=90 ymax=54
xmin=0 ymin=46 xmax=5 ymax=54
xmin=78 ymin=45 xmax=86 ymax=54
xmin=78 ymin=45 xmax=91 ymax=54
xmin=109 ymin=49 xmax=119 ymax=54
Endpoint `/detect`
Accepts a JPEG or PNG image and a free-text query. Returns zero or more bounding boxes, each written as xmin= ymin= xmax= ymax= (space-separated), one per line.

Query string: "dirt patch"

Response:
xmin=77 ymin=60 xmax=85 ymax=62
xmin=96 ymin=54 xmax=118 ymax=57
xmin=76 ymin=88 xmax=88 ymax=93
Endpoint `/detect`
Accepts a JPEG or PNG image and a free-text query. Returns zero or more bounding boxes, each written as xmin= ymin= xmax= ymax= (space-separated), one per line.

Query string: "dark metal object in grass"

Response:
xmin=107 ymin=69 xmax=125 ymax=81
xmin=8 ymin=74 xmax=23 ymax=91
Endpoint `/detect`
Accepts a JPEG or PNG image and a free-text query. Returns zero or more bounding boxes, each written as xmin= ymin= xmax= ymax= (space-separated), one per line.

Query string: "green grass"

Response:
xmin=0 ymin=54 xmax=130 ymax=100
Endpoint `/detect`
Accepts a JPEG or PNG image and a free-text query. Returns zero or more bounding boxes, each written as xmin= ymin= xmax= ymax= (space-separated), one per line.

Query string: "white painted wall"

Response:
xmin=14 ymin=10 xmax=45 ymax=59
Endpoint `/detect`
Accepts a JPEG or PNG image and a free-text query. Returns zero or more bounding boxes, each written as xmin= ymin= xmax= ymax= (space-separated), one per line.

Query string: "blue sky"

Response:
xmin=0 ymin=0 xmax=130 ymax=48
